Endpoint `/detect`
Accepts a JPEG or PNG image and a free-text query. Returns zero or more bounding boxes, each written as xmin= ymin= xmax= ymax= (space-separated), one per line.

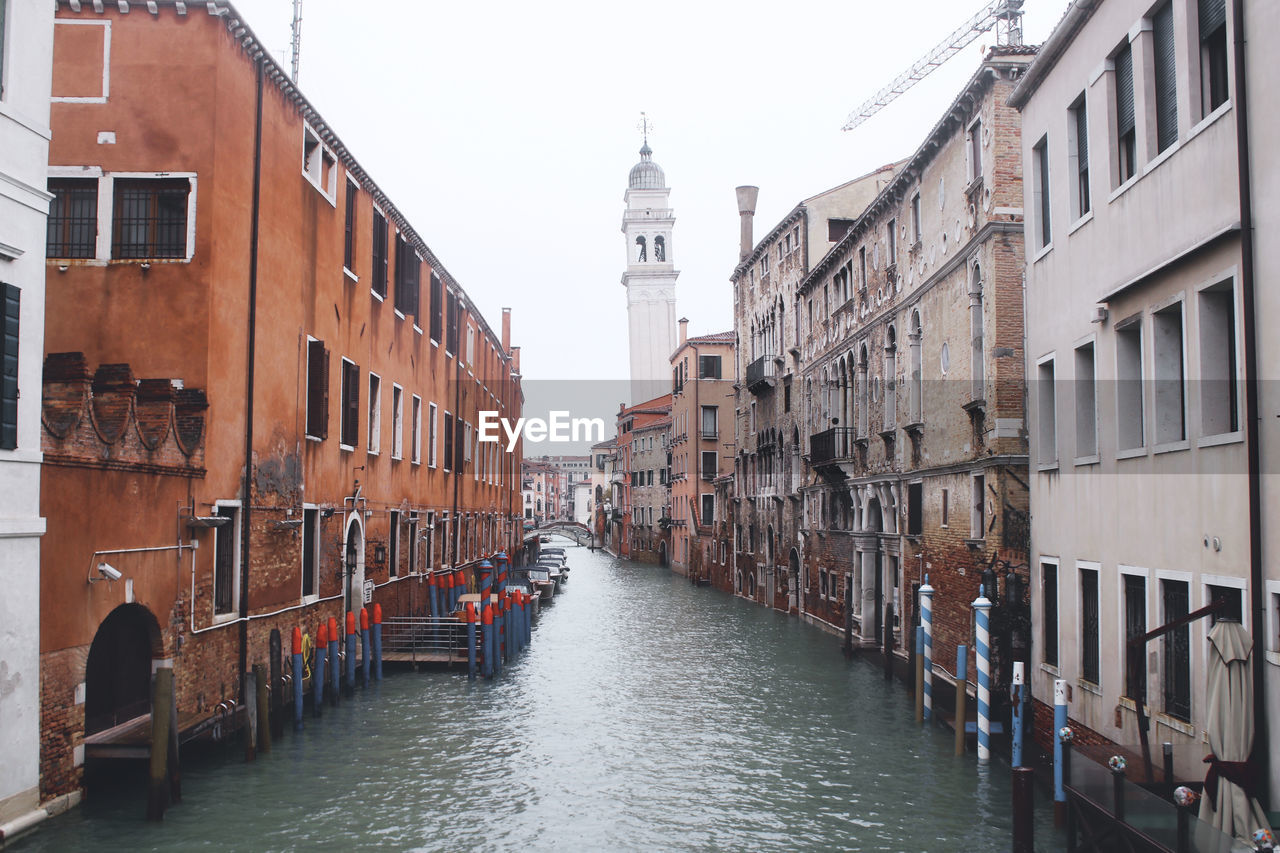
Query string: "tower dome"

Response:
xmin=628 ymin=142 xmax=666 ymax=189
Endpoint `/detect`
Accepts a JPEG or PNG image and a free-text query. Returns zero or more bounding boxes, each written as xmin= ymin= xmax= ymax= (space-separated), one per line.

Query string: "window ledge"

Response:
xmin=1116 ymin=446 xmax=1147 ymax=460
xmin=413 ymin=325 xmax=423 ymax=336
xmin=371 ymin=289 xmax=385 ymax=303
xmin=1190 ymin=100 xmax=1232 ymax=139
xmin=1107 ymin=174 xmax=1141 ymax=205
xmin=305 ymin=434 xmax=324 ymax=443
xmin=1118 ymin=696 xmax=1152 ymax=715
xmin=963 ymin=537 xmax=985 ymax=549
xmin=1197 ymin=431 xmax=1243 ymax=449
xmin=1153 ymin=439 xmax=1190 ymax=455
xmin=343 ymin=267 xmax=359 ymax=283
xmin=1039 ymin=663 xmax=1061 ymax=678
xmin=394 ymin=310 xmax=406 ymax=321
xmin=1144 ymin=138 xmax=1182 ymax=175
xmin=368 ymin=449 xmax=380 ymax=457
xmin=302 ymin=594 xmax=320 ymax=606
xmin=1031 ymin=243 xmax=1053 ymax=264
xmin=339 ymin=443 xmax=355 ymax=453
xmin=1266 ymin=650 xmax=1280 ymax=668
xmin=1068 ymin=210 xmax=1094 ymax=236
xmin=1037 ymin=461 xmax=1059 ymax=473
xmin=1073 ymin=454 xmax=1100 ymax=467
xmin=212 ymin=611 xmax=239 ymax=625
xmin=1076 ymin=678 xmax=1103 ymax=697
xmin=1153 ymin=712 xmax=1196 ymax=737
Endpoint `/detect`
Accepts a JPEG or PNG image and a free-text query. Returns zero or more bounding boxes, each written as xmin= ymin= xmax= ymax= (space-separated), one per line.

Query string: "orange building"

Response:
xmin=39 ymin=1 xmax=523 ymax=800
xmin=612 ymin=395 xmax=671 ymax=561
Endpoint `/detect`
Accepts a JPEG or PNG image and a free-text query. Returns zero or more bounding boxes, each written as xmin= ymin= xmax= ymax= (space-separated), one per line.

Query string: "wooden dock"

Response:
xmin=83 ymin=705 xmax=242 ymax=760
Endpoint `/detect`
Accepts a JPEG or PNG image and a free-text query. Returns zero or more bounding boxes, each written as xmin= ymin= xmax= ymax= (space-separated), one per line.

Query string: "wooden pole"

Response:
xmin=147 ymin=667 xmax=174 ymax=821
xmin=167 ymin=669 xmax=181 ymax=804
xmin=242 ymin=671 xmax=256 ymax=762
xmin=1011 ymin=766 xmax=1034 ymax=853
xmin=254 ymin=664 xmax=270 ymax=754
xmin=269 ymin=630 xmax=283 ymax=740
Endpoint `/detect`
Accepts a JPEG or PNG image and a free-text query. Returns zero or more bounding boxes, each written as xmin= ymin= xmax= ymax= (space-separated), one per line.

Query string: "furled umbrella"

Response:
xmin=1198 ymin=619 xmax=1273 ymax=843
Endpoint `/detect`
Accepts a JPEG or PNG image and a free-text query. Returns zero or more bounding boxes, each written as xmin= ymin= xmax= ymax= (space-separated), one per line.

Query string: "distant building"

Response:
xmin=590 ymin=438 xmax=617 ymax=549
xmin=613 ymin=396 xmax=672 ymax=560
xmin=0 ymin=0 xmax=54 ymax=838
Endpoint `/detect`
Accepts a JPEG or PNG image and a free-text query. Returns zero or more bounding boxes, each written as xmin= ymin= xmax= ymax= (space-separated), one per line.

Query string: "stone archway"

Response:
xmin=84 ymin=603 xmax=163 ymax=736
xmin=345 ymin=512 xmax=366 ymax=613
xmin=658 ymin=540 xmax=668 ymax=567
xmin=789 ymin=547 xmax=801 ymax=612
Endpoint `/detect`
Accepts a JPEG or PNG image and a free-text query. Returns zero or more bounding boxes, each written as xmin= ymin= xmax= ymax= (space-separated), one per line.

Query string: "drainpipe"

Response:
xmin=238 ymin=57 xmax=265 ymax=687
xmin=1231 ymin=0 xmax=1267 ymax=806
xmin=452 ymin=296 xmax=463 ymax=587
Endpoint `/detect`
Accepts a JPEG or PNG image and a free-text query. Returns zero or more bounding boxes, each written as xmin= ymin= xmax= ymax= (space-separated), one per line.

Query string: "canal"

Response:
xmin=17 ymin=541 xmax=1063 ymax=851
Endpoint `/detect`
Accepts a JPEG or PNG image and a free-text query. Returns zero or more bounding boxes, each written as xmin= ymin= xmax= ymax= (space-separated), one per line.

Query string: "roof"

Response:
xmin=628 ymin=143 xmax=666 ymax=190
xmin=687 ymin=331 xmax=734 ymax=344
xmin=1007 ymin=1 xmax=1101 ymax=109
xmin=634 ymin=417 xmax=671 ymax=432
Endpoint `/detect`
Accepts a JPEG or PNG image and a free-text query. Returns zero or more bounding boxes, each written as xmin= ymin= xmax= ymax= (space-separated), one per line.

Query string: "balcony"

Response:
xmin=745 ymin=355 xmax=778 ymax=393
xmin=809 ymin=427 xmax=857 ymax=468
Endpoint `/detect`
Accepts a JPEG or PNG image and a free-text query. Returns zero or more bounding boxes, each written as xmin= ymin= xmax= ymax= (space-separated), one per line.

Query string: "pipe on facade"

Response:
xmin=1231 ymin=0 xmax=1267 ymax=807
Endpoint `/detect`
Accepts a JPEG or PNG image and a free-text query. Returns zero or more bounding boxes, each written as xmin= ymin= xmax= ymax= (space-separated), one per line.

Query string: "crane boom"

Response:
xmin=841 ymin=0 xmax=1023 ymax=132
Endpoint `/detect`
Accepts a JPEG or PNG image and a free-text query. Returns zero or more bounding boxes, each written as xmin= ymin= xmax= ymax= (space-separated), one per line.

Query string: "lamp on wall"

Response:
xmin=374 ymin=544 xmax=387 ymax=564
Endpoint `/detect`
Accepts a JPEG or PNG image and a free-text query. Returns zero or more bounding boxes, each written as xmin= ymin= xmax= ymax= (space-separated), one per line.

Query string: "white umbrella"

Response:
xmin=1198 ymin=619 xmax=1273 ymax=843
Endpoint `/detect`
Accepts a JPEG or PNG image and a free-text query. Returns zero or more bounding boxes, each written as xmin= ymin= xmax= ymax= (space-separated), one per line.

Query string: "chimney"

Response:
xmin=679 ymin=317 xmax=688 ymax=346
xmin=735 ymin=185 xmax=759 ymax=262
xmin=501 ymin=306 xmax=511 ymax=353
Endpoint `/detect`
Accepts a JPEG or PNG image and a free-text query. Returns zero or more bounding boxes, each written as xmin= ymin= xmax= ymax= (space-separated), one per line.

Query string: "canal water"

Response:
xmin=18 ymin=541 xmax=1063 ymax=851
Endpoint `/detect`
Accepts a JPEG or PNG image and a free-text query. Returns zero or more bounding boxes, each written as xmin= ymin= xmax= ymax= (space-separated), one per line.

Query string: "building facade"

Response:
xmin=0 ymin=0 xmax=54 ymax=838
xmin=797 ymin=48 xmax=1033 ymax=688
xmin=1010 ymin=0 xmax=1274 ymax=791
xmin=40 ymin=0 xmax=523 ymax=801
xmin=612 ymin=396 xmax=671 ymax=560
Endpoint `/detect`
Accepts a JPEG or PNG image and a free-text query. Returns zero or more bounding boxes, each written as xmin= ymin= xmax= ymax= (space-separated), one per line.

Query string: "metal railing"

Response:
xmin=745 ymin=355 xmax=777 ymax=392
xmin=379 ymin=617 xmax=468 ymax=662
xmin=810 ymin=427 xmax=857 ymax=466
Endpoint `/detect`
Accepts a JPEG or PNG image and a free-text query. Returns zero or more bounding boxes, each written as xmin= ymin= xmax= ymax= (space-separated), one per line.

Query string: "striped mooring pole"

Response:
xmin=313 ymin=622 xmax=326 ymax=717
xmin=1054 ymin=679 xmax=1068 ymax=811
xmin=481 ymin=600 xmax=494 ymax=679
xmin=359 ymin=607 xmax=371 ymax=688
xmin=291 ymin=627 xmax=304 ymax=731
xmin=465 ymin=602 xmax=477 ymax=680
xmin=972 ymin=585 xmax=993 ymax=762
xmin=919 ymin=575 xmax=934 ymax=722
xmin=428 ymin=572 xmax=439 ymax=617
xmin=372 ymin=603 xmax=383 ymax=681
xmin=327 ymin=616 xmax=340 ymax=705
xmin=344 ymin=611 xmax=357 ymax=697
xmin=1011 ymin=660 xmax=1026 ymax=767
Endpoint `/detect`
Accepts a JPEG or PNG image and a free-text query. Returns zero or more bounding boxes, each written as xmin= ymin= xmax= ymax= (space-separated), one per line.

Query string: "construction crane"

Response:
xmin=290 ymin=0 xmax=303 ymax=83
xmin=841 ymin=0 xmax=1025 ymax=132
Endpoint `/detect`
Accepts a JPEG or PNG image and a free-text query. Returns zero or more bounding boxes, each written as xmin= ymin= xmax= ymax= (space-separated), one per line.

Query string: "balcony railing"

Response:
xmin=810 ymin=427 xmax=857 ymax=467
xmin=745 ymin=355 xmax=777 ymax=393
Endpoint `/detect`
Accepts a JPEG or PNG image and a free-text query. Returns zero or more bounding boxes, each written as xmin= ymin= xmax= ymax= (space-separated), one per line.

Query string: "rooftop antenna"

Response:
xmin=841 ymin=0 xmax=1024 ymax=132
xmin=290 ymin=0 xmax=302 ymax=84
xmin=636 ymin=112 xmax=654 ymax=146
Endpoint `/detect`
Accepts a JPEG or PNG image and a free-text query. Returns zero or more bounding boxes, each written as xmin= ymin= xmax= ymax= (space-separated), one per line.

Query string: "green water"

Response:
xmin=16 ymin=542 xmax=1063 ymax=851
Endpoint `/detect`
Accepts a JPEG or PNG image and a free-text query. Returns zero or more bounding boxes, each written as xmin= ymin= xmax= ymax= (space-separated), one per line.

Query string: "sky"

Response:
xmin=230 ymin=0 xmax=1061 ymax=384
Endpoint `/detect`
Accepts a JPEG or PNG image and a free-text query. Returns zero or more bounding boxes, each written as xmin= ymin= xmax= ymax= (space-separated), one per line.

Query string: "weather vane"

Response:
xmin=636 ymin=112 xmax=654 ymax=145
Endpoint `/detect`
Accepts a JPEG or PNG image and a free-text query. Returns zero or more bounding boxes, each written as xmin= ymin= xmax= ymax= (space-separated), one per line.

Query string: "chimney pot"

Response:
xmin=679 ymin=317 xmax=689 ymax=345
xmin=735 ymin=186 xmax=759 ymax=262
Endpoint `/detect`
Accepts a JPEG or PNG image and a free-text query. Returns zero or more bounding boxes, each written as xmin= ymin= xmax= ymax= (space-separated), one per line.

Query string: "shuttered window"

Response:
xmin=340 ymin=359 xmax=359 ymax=447
xmin=429 ymin=272 xmax=443 ymax=342
xmin=305 ymin=339 xmax=329 ymax=439
xmin=1115 ymin=43 xmax=1137 ymax=182
xmin=698 ymin=355 xmax=721 ymax=379
xmin=343 ymin=181 xmax=356 ymax=271
xmin=1072 ymin=95 xmax=1091 ymax=216
xmin=1 ymin=284 xmax=18 ymax=449
xmin=443 ymin=412 xmax=453 ymax=472
xmin=1033 ymin=137 xmax=1051 ymax=248
xmin=1199 ymin=0 xmax=1229 ymax=113
xmin=1080 ymin=567 xmax=1100 ymax=684
xmin=371 ymin=210 xmax=388 ymax=298
xmin=393 ymin=235 xmax=419 ymax=316
xmin=1153 ymin=2 xmax=1178 ymax=153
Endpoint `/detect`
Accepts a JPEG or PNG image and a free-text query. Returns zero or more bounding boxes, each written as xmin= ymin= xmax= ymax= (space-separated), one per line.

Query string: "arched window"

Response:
xmin=970 ymin=262 xmax=984 ymax=402
xmin=635 ymin=235 xmax=647 ymax=263
xmin=909 ymin=310 xmax=923 ymax=423
xmin=857 ymin=343 xmax=870 ymax=438
xmin=884 ymin=325 xmax=897 ymax=430
xmin=654 ymin=235 xmax=665 ymax=262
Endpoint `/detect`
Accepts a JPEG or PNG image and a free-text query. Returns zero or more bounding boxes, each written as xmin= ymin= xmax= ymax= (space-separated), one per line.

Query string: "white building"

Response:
xmin=1010 ymin=0 xmax=1275 ymax=799
xmin=621 ymin=139 xmax=677 ymax=404
xmin=0 ymin=0 xmax=54 ymax=840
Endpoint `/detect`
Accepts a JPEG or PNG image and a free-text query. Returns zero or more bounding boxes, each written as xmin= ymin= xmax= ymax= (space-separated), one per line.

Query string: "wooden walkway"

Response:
xmin=83 ymin=706 xmax=241 ymax=760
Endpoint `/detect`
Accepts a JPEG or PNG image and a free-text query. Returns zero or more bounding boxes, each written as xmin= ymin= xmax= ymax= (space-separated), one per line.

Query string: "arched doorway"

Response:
xmin=657 ymin=540 xmax=668 ymax=567
xmin=345 ymin=513 xmax=366 ymax=613
xmin=84 ymin=604 xmax=162 ymax=736
xmin=862 ymin=495 xmax=885 ymax=642
xmin=789 ymin=547 xmax=801 ymax=611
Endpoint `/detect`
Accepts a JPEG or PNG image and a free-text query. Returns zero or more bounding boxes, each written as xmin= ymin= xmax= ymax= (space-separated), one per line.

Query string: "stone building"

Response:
xmin=612 ymin=396 xmax=671 ymax=560
xmin=668 ymin=321 xmax=734 ymax=579
xmin=796 ymin=48 xmax=1034 ymax=687
xmin=589 ymin=438 xmax=617 ymax=548
xmin=730 ymin=166 xmax=898 ymax=610
xmin=39 ymin=0 xmax=523 ymax=803
xmin=0 ymin=0 xmax=54 ymax=839
xmin=1010 ymin=0 xmax=1277 ymax=796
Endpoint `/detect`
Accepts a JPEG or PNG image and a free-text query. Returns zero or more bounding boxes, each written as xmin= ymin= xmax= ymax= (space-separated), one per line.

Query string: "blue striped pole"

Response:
xmin=313 ymin=624 xmax=326 ymax=717
xmin=920 ymin=575 xmax=934 ymax=722
xmin=291 ymin=629 xmax=304 ymax=731
xmin=466 ymin=603 xmax=477 ymax=680
xmin=482 ymin=600 xmax=494 ymax=679
xmin=1054 ymin=679 xmax=1068 ymax=806
xmin=1011 ymin=661 xmax=1025 ymax=767
xmin=428 ymin=572 xmax=439 ymax=617
xmin=372 ymin=604 xmax=383 ymax=681
xmin=360 ymin=608 xmax=371 ymax=688
xmin=327 ymin=617 xmax=340 ymax=705
xmin=344 ymin=612 xmax=357 ymax=697
xmin=973 ymin=585 xmax=993 ymax=762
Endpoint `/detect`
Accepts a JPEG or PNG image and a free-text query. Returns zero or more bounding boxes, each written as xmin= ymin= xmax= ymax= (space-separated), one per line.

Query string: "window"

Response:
xmin=886 ymin=218 xmax=897 ymax=266
xmin=0 ymin=284 xmax=17 ymax=449
xmin=858 ymin=246 xmax=867 ymax=290
xmin=1032 ymin=136 xmax=1051 ymax=249
xmin=47 ymin=178 xmax=98 ymax=258
xmin=1207 ymin=583 xmax=1243 ymax=624
xmin=1116 ymin=316 xmax=1145 ymax=451
xmin=1161 ymin=578 xmax=1191 ymax=720
xmin=969 ymin=269 xmax=983 ymax=401
xmin=700 ymin=405 xmax=718 ymax=438
xmin=302 ymin=127 xmax=337 ymax=199
xmin=698 ymin=355 xmax=722 ymax=379
xmin=367 ymin=373 xmax=382 ymax=454
xmin=1199 ymin=281 xmax=1239 ymax=436
xmin=1080 ymin=566 xmax=1100 ymax=684
xmin=1153 ymin=302 xmax=1186 ymax=444
xmin=443 ymin=411 xmax=454 ymax=472
xmin=1115 ymin=41 xmax=1137 ymax=184
xmin=213 ymin=503 xmax=240 ymax=616
xmin=302 ymin=507 xmax=319 ymax=599
xmin=343 ymin=179 xmax=357 ymax=272
xmin=701 ymin=450 xmax=717 ymax=479
xmin=424 ymin=511 xmax=436 ymax=568
xmin=1042 ymin=562 xmax=1059 ymax=666
xmin=1152 ymin=2 xmax=1178 ymax=154
xmin=391 ymin=385 xmax=403 ymax=459
xmin=445 ymin=289 xmax=460 ymax=355
xmin=371 ymin=210 xmax=388 ymax=299
xmin=1075 ymin=342 xmax=1097 ymax=458
xmin=1038 ymin=358 xmax=1057 ymax=465
xmin=305 ymin=338 xmax=329 ymax=439
xmin=700 ymin=494 xmax=714 ymax=525
xmin=910 ymin=194 xmax=921 ymax=245
xmin=389 ymin=511 xmax=400 ymax=578
xmin=411 ymin=395 xmax=422 ymax=464
xmin=429 ymin=273 xmax=443 ymax=343
xmin=1199 ymin=0 xmax=1228 ymax=115
xmin=407 ymin=518 xmax=418 ymax=575
xmin=968 ymin=118 xmax=982 ymax=183
xmin=907 ymin=482 xmax=922 ymax=535
xmin=112 ymin=178 xmax=190 ymax=259
xmin=340 ymin=358 xmax=359 ymax=447
xmin=940 ymin=488 xmax=950 ymax=527
xmin=394 ymin=236 xmax=419 ymax=317
xmin=1123 ymin=572 xmax=1147 ymax=699
xmin=971 ymin=474 xmax=985 ymax=538
xmin=428 ymin=403 xmax=438 ymax=468
xmin=0 ymin=0 xmax=6 ymax=97
xmin=1069 ymin=95 xmax=1091 ymax=218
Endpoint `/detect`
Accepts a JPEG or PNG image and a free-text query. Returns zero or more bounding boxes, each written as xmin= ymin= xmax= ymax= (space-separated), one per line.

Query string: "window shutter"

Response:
xmin=1153 ymin=3 xmax=1178 ymax=152
xmin=306 ymin=339 xmax=326 ymax=438
xmin=345 ymin=362 xmax=359 ymax=445
xmin=1199 ymin=0 xmax=1226 ymax=37
xmin=1 ymin=284 xmax=18 ymax=450
xmin=1075 ymin=101 xmax=1089 ymax=168
xmin=1115 ymin=45 xmax=1136 ymax=136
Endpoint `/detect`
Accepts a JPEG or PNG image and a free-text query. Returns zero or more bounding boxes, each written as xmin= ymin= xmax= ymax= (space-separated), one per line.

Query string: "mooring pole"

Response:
xmin=147 ymin=667 xmax=175 ymax=821
xmin=344 ymin=611 xmax=357 ymax=697
xmin=1011 ymin=661 xmax=1025 ymax=767
xmin=466 ymin=602 xmax=478 ymax=679
xmin=269 ymin=630 xmax=283 ymax=740
xmin=254 ymin=664 xmax=271 ymax=754
xmin=920 ymin=576 xmax=934 ymax=721
xmin=1011 ymin=766 xmax=1034 ymax=853
xmin=291 ymin=627 xmax=304 ymax=731
xmin=481 ymin=600 xmax=494 ymax=679
xmin=883 ymin=603 xmax=895 ymax=681
xmin=360 ymin=607 xmax=371 ymax=688
xmin=313 ymin=623 xmax=326 ymax=717
xmin=973 ymin=585 xmax=993 ymax=762
xmin=372 ymin=603 xmax=383 ymax=681
xmin=327 ymin=616 xmax=340 ymax=706
xmin=914 ymin=626 xmax=924 ymax=725
xmin=1054 ymin=680 xmax=1068 ymax=824
xmin=955 ymin=644 xmax=968 ymax=756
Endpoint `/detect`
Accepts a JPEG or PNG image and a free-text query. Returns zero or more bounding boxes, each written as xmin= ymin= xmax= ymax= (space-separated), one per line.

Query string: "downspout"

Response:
xmin=238 ymin=57 xmax=265 ymax=685
xmin=451 ymin=299 xmax=462 ymax=586
xmin=1231 ymin=0 xmax=1267 ymax=806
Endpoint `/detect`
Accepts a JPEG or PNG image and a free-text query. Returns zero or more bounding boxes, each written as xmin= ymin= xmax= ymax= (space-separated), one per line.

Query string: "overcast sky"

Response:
xmin=232 ymin=0 xmax=1060 ymax=383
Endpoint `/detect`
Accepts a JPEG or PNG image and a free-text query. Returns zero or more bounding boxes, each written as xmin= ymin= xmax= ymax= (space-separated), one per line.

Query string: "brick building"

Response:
xmin=795 ymin=48 xmax=1034 ymax=688
xmin=667 ymin=321 xmax=734 ymax=579
xmin=39 ymin=0 xmax=523 ymax=802
xmin=729 ymin=166 xmax=898 ymax=609
xmin=612 ymin=395 xmax=671 ymax=560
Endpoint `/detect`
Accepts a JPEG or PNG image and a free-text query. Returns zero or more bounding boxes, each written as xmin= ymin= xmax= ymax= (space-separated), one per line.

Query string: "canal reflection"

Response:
xmin=18 ymin=542 xmax=1063 ymax=851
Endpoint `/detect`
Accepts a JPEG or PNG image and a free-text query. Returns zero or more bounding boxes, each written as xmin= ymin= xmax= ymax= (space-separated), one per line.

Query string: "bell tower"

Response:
xmin=621 ymin=117 xmax=678 ymax=404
